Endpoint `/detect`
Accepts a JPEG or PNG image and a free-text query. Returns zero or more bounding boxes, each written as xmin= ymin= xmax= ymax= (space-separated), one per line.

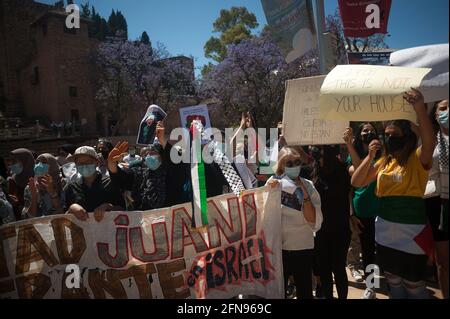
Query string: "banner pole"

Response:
xmin=315 ymin=0 xmax=326 ymax=74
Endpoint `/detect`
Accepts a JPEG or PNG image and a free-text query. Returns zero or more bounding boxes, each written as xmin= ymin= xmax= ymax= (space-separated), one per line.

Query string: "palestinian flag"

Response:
xmin=376 ymin=196 xmax=434 ymax=257
xmin=375 ymin=196 xmax=435 ymax=281
xmin=190 ymin=120 xmax=208 ymax=229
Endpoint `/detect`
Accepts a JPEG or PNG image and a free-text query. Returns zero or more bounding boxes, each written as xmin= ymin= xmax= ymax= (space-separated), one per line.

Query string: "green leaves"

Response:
xmin=204 ymin=7 xmax=259 ymax=63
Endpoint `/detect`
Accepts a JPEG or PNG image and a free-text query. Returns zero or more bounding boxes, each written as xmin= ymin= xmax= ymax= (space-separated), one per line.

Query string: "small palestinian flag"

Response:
xmin=190 ymin=120 xmax=208 ymax=229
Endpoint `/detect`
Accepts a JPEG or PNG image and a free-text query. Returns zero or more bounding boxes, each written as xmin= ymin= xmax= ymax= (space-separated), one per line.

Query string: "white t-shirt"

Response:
xmin=267 ymin=176 xmax=323 ymax=251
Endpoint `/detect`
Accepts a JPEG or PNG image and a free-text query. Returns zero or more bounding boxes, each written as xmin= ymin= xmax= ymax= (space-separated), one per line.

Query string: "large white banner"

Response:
xmin=283 ymin=75 xmax=349 ymax=145
xmin=0 ymin=187 xmax=283 ymax=299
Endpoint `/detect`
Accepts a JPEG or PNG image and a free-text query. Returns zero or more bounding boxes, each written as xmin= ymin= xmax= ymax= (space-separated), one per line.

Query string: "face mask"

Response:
xmin=285 ymin=165 xmax=301 ymax=179
xmin=145 ymin=155 xmax=161 ymax=170
xmin=438 ymin=109 xmax=449 ymax=129
xmin=9 ymin=163 xmax=23 ymax=175
xmin=76 ymin=164 xmax=97 ymax=177
xmin=34 ymin=162 xmax=49 ymax=177
xmin=362 ymin=132 xmax=377 ymax=145
xmin=129 ymin=149 xmax=136 ymax=156
xmin=385 ymin=135 xmax=407 ymax=153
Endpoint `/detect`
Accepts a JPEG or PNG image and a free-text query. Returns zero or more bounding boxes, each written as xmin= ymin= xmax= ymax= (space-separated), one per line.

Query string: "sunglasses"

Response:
xmin=286 ymin=159 xmax=301 ymax=167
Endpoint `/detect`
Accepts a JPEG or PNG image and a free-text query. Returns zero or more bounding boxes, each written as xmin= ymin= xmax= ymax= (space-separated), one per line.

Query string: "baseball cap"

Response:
xmin=73 ymin=146 xmax=98 ymax=160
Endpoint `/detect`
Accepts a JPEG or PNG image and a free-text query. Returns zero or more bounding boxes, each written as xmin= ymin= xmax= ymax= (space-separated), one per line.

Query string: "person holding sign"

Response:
xmin=343 ymin=123 xmax=381 ymax=299
xmin=351 ymin=88 xmax=436 ymax=299
xmin=267 ymin=146 xmax=322 ymax=299
xmin=108 ymin=122 xmax=167 ymax=212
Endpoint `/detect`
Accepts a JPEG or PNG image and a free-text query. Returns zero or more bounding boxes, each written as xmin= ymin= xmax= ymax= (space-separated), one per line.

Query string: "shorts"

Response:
xmin=425 ymin=196 xmax=449 ymax=242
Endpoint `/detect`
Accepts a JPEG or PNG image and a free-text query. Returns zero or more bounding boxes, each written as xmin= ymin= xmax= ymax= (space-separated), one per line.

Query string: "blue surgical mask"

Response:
xmin=145 ymin=155 xmax=161 ymax=170
xmin=9 ymin=163 xmax=23 ymax=175
xmin=285 ymin=166 xmax=301 ymax=179
xmin=34 ymin=162 xmax=49 ymax=177
xmin=438 ymin=109 xmax=449 ymax=129
xmin=76 ymin=164 xmax=97 ymax=177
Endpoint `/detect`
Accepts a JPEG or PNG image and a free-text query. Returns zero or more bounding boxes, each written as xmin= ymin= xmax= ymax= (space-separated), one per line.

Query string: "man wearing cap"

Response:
xmin=65 ymin=146 xmax=125 ymax=221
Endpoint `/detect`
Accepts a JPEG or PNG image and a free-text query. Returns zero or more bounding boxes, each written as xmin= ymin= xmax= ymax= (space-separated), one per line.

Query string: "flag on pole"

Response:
xmin=338 ymin=0 xmax=392 ymax=38
xmin=190 ymin=120 xmax=208 ymax=229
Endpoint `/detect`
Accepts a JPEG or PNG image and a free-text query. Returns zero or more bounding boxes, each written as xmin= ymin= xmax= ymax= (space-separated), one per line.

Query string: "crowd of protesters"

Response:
xmin=0 ymin=89 xmax=448 ymax=300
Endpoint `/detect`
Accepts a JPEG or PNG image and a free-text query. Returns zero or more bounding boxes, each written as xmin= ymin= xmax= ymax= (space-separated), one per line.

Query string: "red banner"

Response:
xmin=338 ymin=0 xmax=392 ymax=38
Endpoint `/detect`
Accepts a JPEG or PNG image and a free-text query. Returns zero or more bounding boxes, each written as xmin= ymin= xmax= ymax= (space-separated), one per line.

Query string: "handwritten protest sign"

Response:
xmin=0 ymin=187 xmax=283 ymax=299
xmin=319 ymin=65 xmax=431 ymax=122
xmin=283 ymin=75 xmax=349 ymax=145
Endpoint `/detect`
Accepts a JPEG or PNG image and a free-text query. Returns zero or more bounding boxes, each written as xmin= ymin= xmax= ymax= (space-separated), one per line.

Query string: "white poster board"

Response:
xmin=319 ymin=64 xmax=431 ymax=122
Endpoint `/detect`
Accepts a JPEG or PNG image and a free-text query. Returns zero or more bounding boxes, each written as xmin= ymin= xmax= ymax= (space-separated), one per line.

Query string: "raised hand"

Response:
xmin=343 ymin=127 xmax=354 ymax=145
xmin=368 ymin=139 xmax=381 ymax=160
xmin=403 ymin=88 xmax=425 ymax=113
xmin=156 ymin=121 xmax=166 ymax=147
xmin=108 ymin=141 xmax=129 ymax=163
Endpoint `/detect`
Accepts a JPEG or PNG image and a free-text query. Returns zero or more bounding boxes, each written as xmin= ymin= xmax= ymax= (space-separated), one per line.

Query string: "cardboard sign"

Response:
xmin=283 ymin=75 xmax=349 ymax=145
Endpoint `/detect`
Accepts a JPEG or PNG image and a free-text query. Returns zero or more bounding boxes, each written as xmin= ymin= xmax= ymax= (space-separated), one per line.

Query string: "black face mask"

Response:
xmin=362 ymin=132 xmax=377 ymax=145
xmin=385 ymin=135 xmax=407 ymax=153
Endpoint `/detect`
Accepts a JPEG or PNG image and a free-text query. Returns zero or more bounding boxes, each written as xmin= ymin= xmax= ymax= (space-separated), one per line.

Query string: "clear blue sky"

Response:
xmin=38 ymin=0 xmax=449 ymax=76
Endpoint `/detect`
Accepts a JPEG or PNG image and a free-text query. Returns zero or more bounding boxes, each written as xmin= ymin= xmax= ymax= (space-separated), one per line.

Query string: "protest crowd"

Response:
xmin=0 ymin=84 xmax=448 ymax=299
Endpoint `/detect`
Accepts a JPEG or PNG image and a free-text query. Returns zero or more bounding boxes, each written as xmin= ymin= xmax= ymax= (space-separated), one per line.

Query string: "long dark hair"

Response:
xmin=311 ymin=145 xmax=340 ymax=184
xmin=353 ymin=122 xmax=379 ymax=159
xmin=429 ymin=102 xmax=441 ymax=135
xmin=381 ymin=120 xmax=418 ymax=168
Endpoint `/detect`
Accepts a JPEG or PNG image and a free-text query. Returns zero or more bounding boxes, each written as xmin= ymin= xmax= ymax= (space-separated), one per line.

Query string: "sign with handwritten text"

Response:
xmin=283 ymin=75 xmax=348 ymax=145
xmin=0 ymin=187 xmax=283 ymax=299
xmin=319 ymin=65 xmax=431 ymax=122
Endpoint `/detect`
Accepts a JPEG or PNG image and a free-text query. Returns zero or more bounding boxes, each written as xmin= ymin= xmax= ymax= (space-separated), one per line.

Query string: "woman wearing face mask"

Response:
xmin=22 ymin=153 xmax=64 ymax=218
xmin=7 ymin=148 xmax=35 ymax=220
xmin=311 ymin=145 xmax=352 ymax=299
xmin=108 ymin=137 xmax=167 ymax=211
xmin=343 ymin=123 xmax=381 ymax=299
xmin=352 ymin=88 xmax=436 ymax=299
xmin=266 ymin=146 xmax=322 ymax=299
xmin=424 ymin=99 xmax=449 ymax=299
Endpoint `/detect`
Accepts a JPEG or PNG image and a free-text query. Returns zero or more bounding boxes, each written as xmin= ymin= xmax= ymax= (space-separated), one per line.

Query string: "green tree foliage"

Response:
xmin=108 ymin=9 xmax=128 ymax=38
xmin=80 ymin=1 xmax=91 ymax=18
xmin=204 ymin=7 xmax=258 ymax=63
xmin=140 ymin=31 xmax=150 ymax=45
